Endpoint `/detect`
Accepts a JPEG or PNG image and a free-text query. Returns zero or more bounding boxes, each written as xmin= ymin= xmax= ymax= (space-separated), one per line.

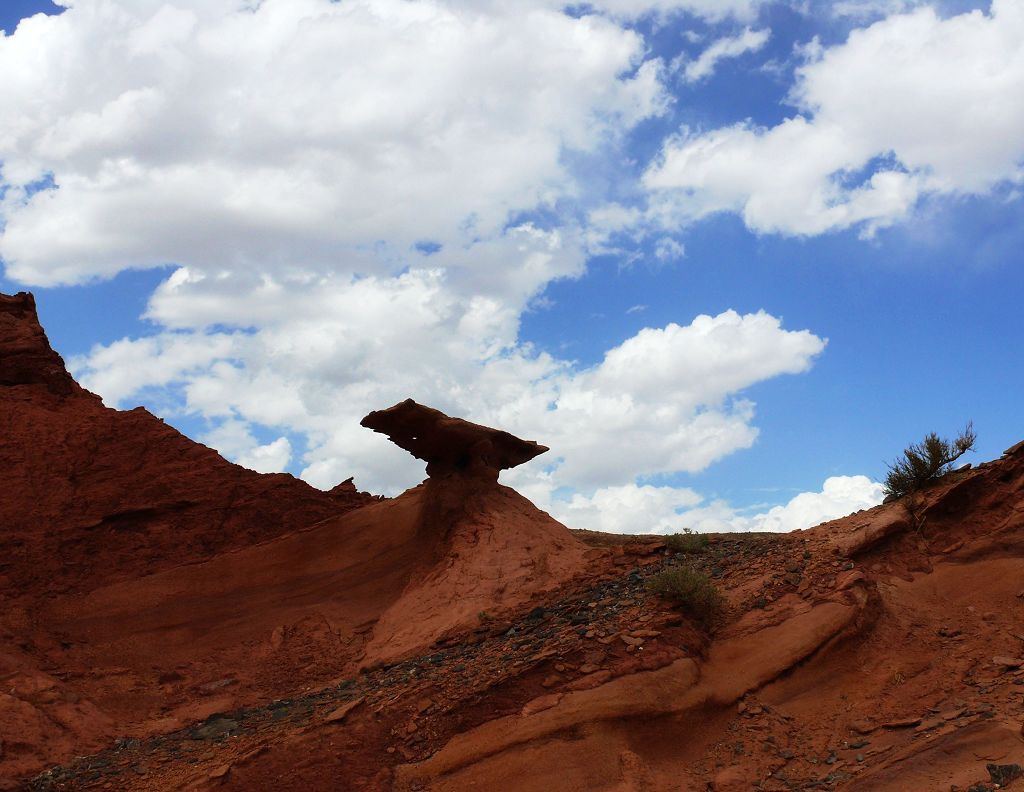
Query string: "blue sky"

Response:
xmin=1 ymin=0 xmax=1020 ymax=533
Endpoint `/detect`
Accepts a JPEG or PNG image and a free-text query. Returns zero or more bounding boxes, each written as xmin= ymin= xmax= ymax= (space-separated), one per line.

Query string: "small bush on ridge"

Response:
xmin=883 ymin=422 xmax=976 ymax=499
xmin=646 ymin=567 xmax=724 ymax=627
xmin=665 ymin=529 xmax=708 ymax=554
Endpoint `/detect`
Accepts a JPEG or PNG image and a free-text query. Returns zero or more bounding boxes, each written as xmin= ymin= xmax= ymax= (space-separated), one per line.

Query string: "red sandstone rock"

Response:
xmin=4 ymin=290 xmax=1024 ymax=792
xmin=360 ymin=398 xmax=547 ymax=480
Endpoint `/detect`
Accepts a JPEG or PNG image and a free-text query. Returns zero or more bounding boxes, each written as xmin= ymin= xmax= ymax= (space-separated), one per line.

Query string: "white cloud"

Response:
xmin=6 ymin=0 xmax=832 ymax=529
xmin=551 ymin=475 xmax=884 ymax=534
xmin=203 ymin=419 xmax=293 ymax=474
xmin=453 ymin=0 xmax=770 ymax=22
xmin=830 ymin=0 xmax=918 ymax=20
xmin=745 ymin=474 xmax=885 ymax=532
xmin=551 ymin=484 xmax=703 ymax=534
xmin=75 ymin=297 xmax=825 ymax=500
xmin=0 ymin=0 xmax=666 ymax=287
xmin=646 ymin=0 xmax=1024 ymax=235
xmin=678 ymin=27 xmax=771 ymax=83
xmin=653 ymin=237 xmax=685 ymax=260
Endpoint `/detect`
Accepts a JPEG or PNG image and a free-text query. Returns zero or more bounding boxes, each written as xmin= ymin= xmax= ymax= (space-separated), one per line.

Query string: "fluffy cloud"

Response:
xmin=678 ymin=27 xmax=771 ymax=83
xmin=203 ymin=419 xmax=293 ymax=474
xmin=745 ymin=475 xmax=885 ymax=532
xmin=74 ymin=297 xmax=825 ymax=499
xmin=646 ymin=0 xmax=1024 ymax=235
xmin=4 ymin=0 xmax=835 ymax=532
xmin=0 ymin=0 xmax=665 ymax=286
xmin=551 ymin=475 xmax=884 ymax=534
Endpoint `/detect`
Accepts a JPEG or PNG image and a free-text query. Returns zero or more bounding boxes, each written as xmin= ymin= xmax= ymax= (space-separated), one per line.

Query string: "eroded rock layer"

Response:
xmin=3 ymin=291 xmax=1024 ymax=791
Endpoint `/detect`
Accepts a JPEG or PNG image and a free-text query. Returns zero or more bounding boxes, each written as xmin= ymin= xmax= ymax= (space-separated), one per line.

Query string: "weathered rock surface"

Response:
xmin=0 ymin=293 xmax=589 ymax=787
xmin=361 ymin=398 xmax=548 ymax=480
xmin=4 ymin=291 xmax=1024 ymax=791
xmin=0 ymin=292 xmax=90 ymax=396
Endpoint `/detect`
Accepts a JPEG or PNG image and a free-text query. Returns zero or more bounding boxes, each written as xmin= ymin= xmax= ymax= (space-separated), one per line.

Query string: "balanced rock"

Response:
xmin=360 ymin=398 xmax=547 ymax=480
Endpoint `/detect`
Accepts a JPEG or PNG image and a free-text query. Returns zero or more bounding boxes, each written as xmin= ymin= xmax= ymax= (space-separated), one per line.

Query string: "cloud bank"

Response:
xmin=0 ymin=0 xmax=919 ymax=533
xmin=646 ymin=0 xmax=1024 ymax=235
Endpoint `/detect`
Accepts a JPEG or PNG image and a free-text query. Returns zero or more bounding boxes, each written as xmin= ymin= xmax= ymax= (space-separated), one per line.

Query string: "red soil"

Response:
xmin=2 ymin=290 xmax=1023 ymax=791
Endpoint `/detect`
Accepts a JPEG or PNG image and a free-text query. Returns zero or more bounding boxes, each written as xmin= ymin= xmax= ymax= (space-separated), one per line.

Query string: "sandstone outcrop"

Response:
xmin=361 ymin=398 xmax=548 ymax=480
xmin=3 ymin=291 xmax=1024 ymax=791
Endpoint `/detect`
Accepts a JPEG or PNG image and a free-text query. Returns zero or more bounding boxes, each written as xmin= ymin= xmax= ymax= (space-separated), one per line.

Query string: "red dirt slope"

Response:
xmin=0 ymin=294 xmax=590 ymax=788
xmin=27 ymin=443 xmax=1022 ymax=792
xmin=3 ymin=291 xmax=1023 ymax=791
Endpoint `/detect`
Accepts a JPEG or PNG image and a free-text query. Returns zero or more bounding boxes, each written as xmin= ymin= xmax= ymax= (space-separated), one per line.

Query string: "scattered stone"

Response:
xmin=522 ymin=693 xmax=563 ymax=716
xmin=209 ymin=764 xmax=232 ymax=781
xmin=198 ymin=677 xmax=238 ymax=694
xmin=988 ymin=764 xmax=1024 ymax=786
xmin=324 ymin=697 xmax=365 ymax=724
xmin=566 ymin=670 xmax=612 ymax=691
xmin=189 ymin=716 xmax=239 ymax=741
xmin=882 ymin=717 xmax=921 ymax=729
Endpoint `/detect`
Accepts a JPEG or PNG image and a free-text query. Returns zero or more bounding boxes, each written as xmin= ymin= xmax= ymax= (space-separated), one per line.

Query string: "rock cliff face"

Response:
xmin=3 ymin=292 xmax=1024 ymax=792
xmin=0 ymin=293 xmax=589 ymax=787
xmin=0 ymin=292 xmax=374 ymax=598
xmin=0 ymin=292 xmax=89 ymax=396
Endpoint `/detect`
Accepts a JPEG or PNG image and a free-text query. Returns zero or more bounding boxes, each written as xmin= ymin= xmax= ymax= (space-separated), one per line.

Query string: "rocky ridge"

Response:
xmin=2 ymin=291 xmax=1023 ymax=791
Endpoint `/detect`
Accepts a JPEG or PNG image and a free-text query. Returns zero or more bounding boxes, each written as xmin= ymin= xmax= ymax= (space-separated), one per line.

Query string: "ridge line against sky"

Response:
xmin=1 ymin=0 xmax=1021 ymax=534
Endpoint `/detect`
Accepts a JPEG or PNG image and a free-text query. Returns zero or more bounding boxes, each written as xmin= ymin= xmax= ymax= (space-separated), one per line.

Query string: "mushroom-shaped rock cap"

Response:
xmin=360 ymin=399 xmax=548 ymax=480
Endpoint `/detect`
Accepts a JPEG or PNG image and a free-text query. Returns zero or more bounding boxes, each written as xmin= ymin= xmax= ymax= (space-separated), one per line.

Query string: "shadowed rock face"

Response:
xmin=0 ymin=292 xmax=87 ymax=397
xmin=360 ymin=398 xmax=548 ymax=480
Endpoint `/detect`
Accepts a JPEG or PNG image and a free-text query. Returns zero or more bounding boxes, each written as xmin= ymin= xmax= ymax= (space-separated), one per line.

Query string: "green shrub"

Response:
xmin=883 ymin=422 xmax=976 ymax=499
xmin=646 ymin=567 xmax=725 ymax=626
xmin=665 ymin=530 xmax=708 ymax=554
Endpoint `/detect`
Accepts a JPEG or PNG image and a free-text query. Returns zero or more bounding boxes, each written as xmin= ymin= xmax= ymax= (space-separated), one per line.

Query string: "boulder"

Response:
xmin=361 ymin=398 xmax=547 ymax=480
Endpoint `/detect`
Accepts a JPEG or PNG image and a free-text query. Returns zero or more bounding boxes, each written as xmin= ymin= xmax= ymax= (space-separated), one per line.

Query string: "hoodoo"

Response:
xmin=361 ymin=398 xmax=548 ymax=480
xmin=358 ymin=399 xmax=589 ymax=663
xmin=6 ymin=292 xmax=1023 ymax=791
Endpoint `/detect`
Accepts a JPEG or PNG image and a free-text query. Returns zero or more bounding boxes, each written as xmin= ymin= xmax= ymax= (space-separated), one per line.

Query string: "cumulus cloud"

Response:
xmin=678 ymin=27 xmax=771 ymax=83
xmin=745 ymin=475 xmax=885 ymax=532
xmin=74 ymin=300 xmax=825 ymax=499
xmin=646 ymin=0 xmax=1024 ymax=235
xmin=4 ymin=0 xmax=832 ymax=531
xmin=203 ymin=419 xmax=293 ymax=474
xmin=551 ymin=475 xmax=884 ymax=534
xmin=0 ymin=0 xmax=666 ymax=286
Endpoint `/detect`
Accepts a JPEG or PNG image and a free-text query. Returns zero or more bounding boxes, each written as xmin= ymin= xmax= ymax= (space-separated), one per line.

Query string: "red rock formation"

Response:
xmin=361 ymin=398 xmax=548 ymax=480
xmin=4 ymin=291 xmax=1023 ymax=791
xmin=0 ymin=294 xmax=589 ymax=786
xmin=0 ymin=292 xmax=375 ymax=598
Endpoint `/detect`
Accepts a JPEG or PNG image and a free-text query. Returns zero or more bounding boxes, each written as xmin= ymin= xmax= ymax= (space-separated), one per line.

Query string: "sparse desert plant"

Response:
xmin=665 ymin=529 xmax=708 ymax=554
xmin=646 ymin=567 xmax=725 ymax=627
xmin=883 ymin=422 xmax=977 ymax=499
